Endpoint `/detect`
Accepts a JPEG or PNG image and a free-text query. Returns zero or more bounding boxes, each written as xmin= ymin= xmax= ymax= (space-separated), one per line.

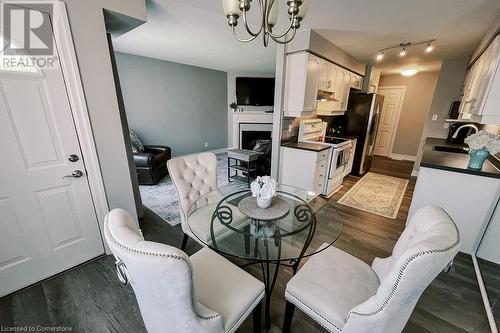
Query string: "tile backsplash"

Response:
xmin=281 ymin=117 xmax=300 ymax=140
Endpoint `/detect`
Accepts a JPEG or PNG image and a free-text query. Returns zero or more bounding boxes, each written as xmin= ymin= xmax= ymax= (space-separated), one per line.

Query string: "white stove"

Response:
xmin=298 ymin=119 xmax=353 ymax=196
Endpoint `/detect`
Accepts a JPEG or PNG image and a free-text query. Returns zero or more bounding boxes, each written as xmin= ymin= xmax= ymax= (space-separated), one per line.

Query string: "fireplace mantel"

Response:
xmin=229 ymin=112 xmax=274 ymax=149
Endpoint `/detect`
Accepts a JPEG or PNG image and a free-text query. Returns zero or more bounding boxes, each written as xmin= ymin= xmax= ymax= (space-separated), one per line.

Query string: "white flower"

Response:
xmin=465 ymin=131 xmax=500 ymax=154
xmin=250 ymin=176 xmax=278 ymax=200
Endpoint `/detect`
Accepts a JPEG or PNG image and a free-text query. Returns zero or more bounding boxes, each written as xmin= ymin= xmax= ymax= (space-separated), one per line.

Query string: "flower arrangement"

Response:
xmin=465 ymin=131 xmax=500 ymax=155
xmin=250 ymin=176 xmax=278 ymax=208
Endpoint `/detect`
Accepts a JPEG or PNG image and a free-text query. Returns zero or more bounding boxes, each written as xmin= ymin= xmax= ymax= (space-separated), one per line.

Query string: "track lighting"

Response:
xmin=375 ymin=39 xmax=435 ymax=61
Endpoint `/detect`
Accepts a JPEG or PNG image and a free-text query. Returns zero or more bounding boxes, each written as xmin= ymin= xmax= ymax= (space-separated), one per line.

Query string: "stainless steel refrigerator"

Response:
xmin=337 ymin=92 xmax=384 ymax=176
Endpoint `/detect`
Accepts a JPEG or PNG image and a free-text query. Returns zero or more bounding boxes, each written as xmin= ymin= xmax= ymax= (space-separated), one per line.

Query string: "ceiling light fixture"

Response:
xmin=222 ymin=0 xmax=308 ymax=47
xmin=375 ymin=39 xmax=436 ymax=61
xmin=401 ymin=69 xmax=418 ymax=76
xmin=425 ymin=42 xmax=434 ymax=53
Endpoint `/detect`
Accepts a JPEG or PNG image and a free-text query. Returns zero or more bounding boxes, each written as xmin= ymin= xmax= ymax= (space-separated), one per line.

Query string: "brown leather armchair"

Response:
xmin=133 ymin=145 xmax=171 ymax=185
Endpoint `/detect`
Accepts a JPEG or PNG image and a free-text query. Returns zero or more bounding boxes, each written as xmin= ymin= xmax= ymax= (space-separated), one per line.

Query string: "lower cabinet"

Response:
xmin=409 ymin=167 xmax=500 ymax=253
xmin=279 ymin=146 xmax=329 ymax=195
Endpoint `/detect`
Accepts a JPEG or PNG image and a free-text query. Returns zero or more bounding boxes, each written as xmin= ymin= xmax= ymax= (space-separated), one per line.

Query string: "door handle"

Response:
xmin=63 ymin=170 xmax=84 ymax=179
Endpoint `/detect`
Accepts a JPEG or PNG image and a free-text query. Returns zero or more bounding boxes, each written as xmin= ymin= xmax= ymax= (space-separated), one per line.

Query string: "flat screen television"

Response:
xmin=236 ymin=77 xmax=275 ymax=106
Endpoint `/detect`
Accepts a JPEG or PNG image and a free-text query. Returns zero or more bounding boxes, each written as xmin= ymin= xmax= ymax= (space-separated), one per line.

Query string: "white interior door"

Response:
xmin=0 ymin=41 xmax=104 ymax=297
xmin=374 ymin=87 xmax=405 ymax=156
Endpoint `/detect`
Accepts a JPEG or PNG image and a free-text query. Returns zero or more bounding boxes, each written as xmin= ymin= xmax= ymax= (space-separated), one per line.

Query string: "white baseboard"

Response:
xmin=388 ymin=153 xmax=417 ymax=162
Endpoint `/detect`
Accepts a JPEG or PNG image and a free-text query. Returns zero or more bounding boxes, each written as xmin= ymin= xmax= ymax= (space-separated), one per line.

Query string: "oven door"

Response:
xmin=327 ymin=146 xmax=347 ymax=194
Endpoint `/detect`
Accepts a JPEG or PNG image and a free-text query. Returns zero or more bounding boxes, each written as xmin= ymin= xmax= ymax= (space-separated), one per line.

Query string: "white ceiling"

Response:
xmin=113 ymin=0 xmax=500 ymax=74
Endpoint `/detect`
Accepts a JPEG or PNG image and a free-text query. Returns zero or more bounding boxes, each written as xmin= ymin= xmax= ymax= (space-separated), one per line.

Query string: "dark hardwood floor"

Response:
xmin=0 ymin=157 xmax=493 ymax=333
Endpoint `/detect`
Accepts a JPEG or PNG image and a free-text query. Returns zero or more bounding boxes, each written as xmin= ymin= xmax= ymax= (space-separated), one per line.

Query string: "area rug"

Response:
xmin=337 ymin=172 xmax=408 ymax=219
xmin=139 ymin=152 xmax=229 ymax=226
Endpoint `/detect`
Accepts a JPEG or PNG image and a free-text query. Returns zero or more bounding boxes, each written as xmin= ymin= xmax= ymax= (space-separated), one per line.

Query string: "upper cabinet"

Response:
xmin=283 ymin=52 xmax=320 ymax=117
xmin=283 ymin=52 xmax=364 ymax=117
xmin=459 ymin=35 xmax=500 ymax=124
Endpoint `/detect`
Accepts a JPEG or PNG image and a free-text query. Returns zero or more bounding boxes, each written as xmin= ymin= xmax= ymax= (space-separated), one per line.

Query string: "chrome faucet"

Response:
xmin=452 ymin=124 xmax=479 ymax=139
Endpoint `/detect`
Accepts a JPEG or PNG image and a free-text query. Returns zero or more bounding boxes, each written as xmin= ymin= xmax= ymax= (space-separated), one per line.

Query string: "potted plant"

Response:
xmin=250 ymin=176 xmax=278 ymax=208
xmin=464 ymin=131 xmax=500 ymax=170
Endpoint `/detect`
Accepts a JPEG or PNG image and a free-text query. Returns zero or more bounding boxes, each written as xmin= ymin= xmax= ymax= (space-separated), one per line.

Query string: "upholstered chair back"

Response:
xmin=104 ymin=209 xmax=224 ymax=333
xmin=343 ymin=205 xmax=460 ymax=333
xmin=167 ymin=152 xmax=217 ymax=232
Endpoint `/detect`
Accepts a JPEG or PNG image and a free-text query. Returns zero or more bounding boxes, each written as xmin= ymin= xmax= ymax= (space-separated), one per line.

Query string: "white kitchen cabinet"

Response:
xmin=283 ymin=52 xmax=320 ymax=117
xmin=317 ymin=60 xmax=336 ymax=92
xmin=459 ymin=35 xmax=500 ymax=124
xmin=279 ymin=146 xmax=329 ymax=195
xmin=409 ymin=167 xmax=500 ymax=253
xmin=344 ymin=139 xmax=357 ymax=176
xmin=285 ymin=51 xmax=364 ymax=117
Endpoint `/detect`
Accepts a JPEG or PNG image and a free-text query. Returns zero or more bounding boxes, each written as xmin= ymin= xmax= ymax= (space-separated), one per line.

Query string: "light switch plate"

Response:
xmin=432 ymin=114 xmax=438 ymax=121
xmin=444 ymin=123 xmax=450 ymax=129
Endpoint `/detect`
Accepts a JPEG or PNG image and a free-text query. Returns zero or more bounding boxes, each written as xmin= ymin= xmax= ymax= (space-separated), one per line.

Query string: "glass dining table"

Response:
xmin=187 ymin=184 xmax=343 ymax=328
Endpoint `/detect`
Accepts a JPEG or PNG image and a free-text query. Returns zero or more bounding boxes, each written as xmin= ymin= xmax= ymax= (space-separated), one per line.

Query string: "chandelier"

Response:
xmin=222 ymin=0 xmax=308 ymax=47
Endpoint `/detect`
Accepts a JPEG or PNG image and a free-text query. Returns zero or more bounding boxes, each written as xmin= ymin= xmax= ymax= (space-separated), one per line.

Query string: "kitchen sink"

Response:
xmin=433 ymin=145 xmax=469 ymax=154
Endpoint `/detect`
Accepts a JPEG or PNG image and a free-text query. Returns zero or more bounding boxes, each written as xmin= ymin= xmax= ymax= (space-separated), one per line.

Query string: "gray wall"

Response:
xmin=62 ymin=0 xmax=146 ymax=224
xmin=413 ymin=56 xmax=469 ymax=173
xmin=379 ymin=71 xmax=440 ymax=157
xmin=115 ymin=52 xmax=228 ymax=156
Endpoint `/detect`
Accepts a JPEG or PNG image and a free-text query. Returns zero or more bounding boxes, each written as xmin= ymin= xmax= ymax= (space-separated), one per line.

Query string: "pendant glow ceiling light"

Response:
xmin=222 ymin=0 xmax=308 ymax=47
xmin=401 ymin=69 xmax=418 ymax=76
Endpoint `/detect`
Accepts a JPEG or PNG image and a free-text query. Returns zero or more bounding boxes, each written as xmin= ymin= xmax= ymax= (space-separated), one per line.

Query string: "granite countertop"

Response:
xmin=281 ymin=141 xmax=330 ymax=152
xmin=420 ymin=137 xmax=500 ymax=179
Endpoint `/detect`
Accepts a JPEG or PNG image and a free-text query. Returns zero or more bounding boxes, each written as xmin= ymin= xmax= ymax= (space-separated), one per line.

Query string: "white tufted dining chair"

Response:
xmin=282 ymin=205 xmax=460 ymax=333
xmin=167 ymin=152 xmax=247 ymax=250
xmin=104 ymin=208 xmax=265 ymax=333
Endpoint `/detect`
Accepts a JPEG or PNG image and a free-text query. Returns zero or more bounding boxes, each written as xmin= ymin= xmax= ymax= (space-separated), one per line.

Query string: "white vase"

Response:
xmin=257 ymin=196 xmax=272 ymax=209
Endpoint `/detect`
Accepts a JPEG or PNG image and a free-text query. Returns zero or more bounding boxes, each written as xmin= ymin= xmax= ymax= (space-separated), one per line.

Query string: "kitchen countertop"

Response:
xmin=281 ymin=141 xmax=330 ymax=152
xmin=420 ymin=137 xmax=500 ymax=179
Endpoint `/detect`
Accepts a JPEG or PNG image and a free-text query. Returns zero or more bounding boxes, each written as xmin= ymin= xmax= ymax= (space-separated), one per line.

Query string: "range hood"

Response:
xmin=316 ymin=89 xmax=339 ymax=102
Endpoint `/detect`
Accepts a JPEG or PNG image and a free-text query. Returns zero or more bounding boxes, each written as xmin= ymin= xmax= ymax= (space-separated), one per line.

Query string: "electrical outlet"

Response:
xmin=432 ymin=114 xmax=438 ymax=121
xmin=204 ymin=142 xmax=208 ymax=147
xmin=444 ymin=123 xmax=450 ymax=129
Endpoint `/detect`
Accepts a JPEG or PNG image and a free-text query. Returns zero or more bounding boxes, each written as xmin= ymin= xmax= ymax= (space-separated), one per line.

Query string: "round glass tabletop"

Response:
xmin=187 ymin=184 xmax=343 ymax=263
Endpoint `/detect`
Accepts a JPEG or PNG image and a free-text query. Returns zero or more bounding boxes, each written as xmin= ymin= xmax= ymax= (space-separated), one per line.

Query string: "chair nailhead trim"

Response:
xmin=105 ymin=218 xmax=221 ymax=322
xmin=285 ymin=291 xmax=341 ymax=333
xmin=285 ymin=220 xmax=460 ymax=331
xmin=347 ymin=221 xmax=460 ymax=320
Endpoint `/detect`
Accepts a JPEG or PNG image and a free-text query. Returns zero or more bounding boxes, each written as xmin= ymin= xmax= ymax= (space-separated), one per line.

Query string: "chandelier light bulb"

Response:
xmin=376 ymin=51 xmax=384 ymax=61
xmin=268 ymin=1 xmax=279 ymax=26
xmin=425 ymin=42 xmax=434 ymax=53
xmin=223 ymin=0 xmax=306 ymax=46
xmin=297 ymin=0 xmax=308 ymax=18
xmin=399 ymin=47 xmax=406 ymax=57
xmin=222 ymin=0 xmax=240 ymax=16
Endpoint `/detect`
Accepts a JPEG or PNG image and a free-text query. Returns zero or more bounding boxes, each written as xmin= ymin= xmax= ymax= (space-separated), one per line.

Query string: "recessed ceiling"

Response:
xmin=113 ymin=0 xmax=500 ymax=74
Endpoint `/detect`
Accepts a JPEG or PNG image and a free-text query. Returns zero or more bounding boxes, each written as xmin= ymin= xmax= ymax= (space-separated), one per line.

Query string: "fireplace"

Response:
xmin=238 ymin=123 xmax=272 ymax=175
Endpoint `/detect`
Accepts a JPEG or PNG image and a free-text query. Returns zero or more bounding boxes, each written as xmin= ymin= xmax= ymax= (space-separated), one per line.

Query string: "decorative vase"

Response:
xmin=256 ymin=195 xmax=272 ymax=209
xmin=468 ymin=148 xmax=490 ymax=170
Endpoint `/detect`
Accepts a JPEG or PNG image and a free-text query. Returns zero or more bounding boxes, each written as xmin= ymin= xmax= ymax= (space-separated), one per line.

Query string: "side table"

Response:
xmin=227 ymin=149 xmax=260 ymax=185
